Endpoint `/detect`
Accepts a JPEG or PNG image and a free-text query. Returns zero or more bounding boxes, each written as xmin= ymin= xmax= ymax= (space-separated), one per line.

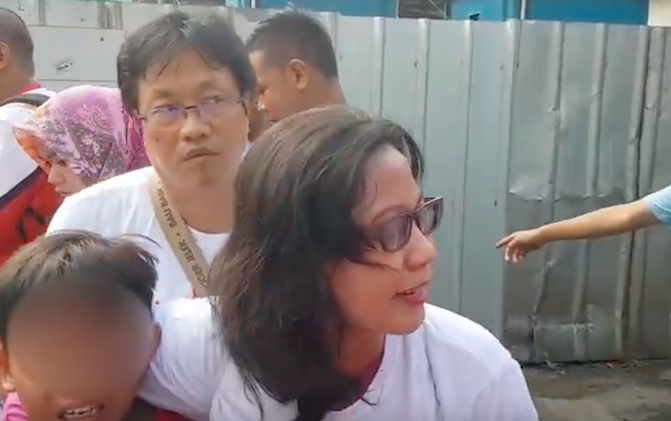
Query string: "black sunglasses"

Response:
xmin=369 ymin=197 xmax=444 ymax=253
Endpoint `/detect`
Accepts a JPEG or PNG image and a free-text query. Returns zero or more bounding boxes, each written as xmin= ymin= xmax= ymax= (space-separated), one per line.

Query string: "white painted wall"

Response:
xmin=0 ymin=0 xmax=261 ymax=91
xmin=649 ymin=0 xmax=671 ymax=27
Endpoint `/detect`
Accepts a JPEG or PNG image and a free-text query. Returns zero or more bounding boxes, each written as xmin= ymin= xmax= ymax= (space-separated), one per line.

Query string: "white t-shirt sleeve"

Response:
xmin=139 ymin=298 xmax=229 ymax=421
xmin=46 ymin=195 xmax=81 ymax=233
xmin=643 ymin=184 xmax=671 ymax=225
xmin=46 ymin=168 xmax=152 ymax=237
xmin=46 ymin=190 xmax=109 ymax=234
xmin=470 ymin=358 xmax=539 ymax=421
xmin=0 ymin=118 xmax=37 ymax=198
xmin=422 ymin=306 xmax=538 ymax=421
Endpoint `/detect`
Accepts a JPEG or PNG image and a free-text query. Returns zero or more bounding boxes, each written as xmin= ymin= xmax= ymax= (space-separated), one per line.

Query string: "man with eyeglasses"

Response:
xmin=46 ymin=10 xmax=255 ymax=303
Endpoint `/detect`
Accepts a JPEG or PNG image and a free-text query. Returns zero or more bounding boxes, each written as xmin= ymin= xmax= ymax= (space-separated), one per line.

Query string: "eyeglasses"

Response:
xmin=139 ymin=97 xmax=246 ymax=129
xmin=369 ymin=197 xmax=444 ymax=253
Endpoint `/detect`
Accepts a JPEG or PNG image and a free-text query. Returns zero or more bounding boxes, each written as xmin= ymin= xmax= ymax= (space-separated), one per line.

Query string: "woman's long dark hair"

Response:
xmin=211 ymin=106 xmax=424 ymax=421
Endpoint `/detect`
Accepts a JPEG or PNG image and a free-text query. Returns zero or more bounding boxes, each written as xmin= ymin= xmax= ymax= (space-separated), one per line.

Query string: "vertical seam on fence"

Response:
xmin=455 ymin=20 xmax=474 ymax=314
xmin=531 ymin=21 xmax=565 ymax=363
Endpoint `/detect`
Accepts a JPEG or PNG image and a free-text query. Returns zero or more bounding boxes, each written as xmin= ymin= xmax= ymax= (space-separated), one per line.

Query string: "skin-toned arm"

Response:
xmin=537 ymin=200 xmax=659 ymax=241
xmin=497 ymin=200 xmax=661 ymax=263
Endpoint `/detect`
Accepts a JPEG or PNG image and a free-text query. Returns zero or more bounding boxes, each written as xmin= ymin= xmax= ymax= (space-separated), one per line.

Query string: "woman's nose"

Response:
xmin=405 ymin=224 xmax=437 ymax=269
xmin=47 ymin=166 xmax=62 ymax=184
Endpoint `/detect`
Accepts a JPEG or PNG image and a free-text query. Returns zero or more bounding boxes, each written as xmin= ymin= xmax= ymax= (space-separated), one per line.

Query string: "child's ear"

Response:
xmin=0 ymin=343 xmax=15 ymax=392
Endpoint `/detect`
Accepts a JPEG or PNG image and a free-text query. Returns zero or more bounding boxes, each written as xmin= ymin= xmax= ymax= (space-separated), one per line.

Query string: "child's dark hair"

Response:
xmin=0 ymin=230 xmax=157 ymax=344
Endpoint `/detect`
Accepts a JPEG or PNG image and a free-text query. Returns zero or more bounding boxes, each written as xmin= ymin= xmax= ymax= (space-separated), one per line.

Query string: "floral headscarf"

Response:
xmin=13 ymin=85 xmax=149 ymax=186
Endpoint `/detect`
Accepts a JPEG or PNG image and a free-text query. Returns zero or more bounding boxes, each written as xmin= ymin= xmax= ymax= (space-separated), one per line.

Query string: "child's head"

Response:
xmin=0 ymin=231 xmax=159 ymax=421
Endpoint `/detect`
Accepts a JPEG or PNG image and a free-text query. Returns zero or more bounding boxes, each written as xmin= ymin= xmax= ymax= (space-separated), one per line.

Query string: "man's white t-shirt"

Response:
xmin=140 ymin=298 xmax=539 ymax=421
xmin=0 ymin=87 xmax=54 ymax=197
xmin=47 ymin=167 xmax=229 ymax=303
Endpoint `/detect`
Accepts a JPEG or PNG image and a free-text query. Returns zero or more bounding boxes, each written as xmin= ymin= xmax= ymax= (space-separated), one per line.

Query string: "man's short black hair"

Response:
xmin=0 ymin=231 xmax=157 ymax=345
xmin=0 ymin=7 xmax=35 ymax=76
xmin=247 ymin=10 xmax=338 ymax=79
xmin=117 ymin=10 xmax=255 ymax=113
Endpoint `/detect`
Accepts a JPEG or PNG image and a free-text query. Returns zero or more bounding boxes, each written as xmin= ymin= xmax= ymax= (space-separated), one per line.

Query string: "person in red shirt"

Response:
xmin=0 ymin=232 xmax=193 ymax=421
xmin=0 ymin=7 xmax=61 ymax=269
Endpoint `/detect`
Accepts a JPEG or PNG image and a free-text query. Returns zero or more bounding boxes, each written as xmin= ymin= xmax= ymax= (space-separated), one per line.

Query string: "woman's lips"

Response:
xmin=394 ymin=283 xmax=429 ymax=306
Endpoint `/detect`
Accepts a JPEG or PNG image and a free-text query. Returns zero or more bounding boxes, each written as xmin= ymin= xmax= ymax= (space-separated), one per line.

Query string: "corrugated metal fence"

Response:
xmin=2 ymin=0 xmax=671 ymax=363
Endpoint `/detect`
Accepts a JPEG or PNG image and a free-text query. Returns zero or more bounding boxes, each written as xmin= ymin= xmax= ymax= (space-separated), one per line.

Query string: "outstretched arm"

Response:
xmin=496 ymin=184 xmax=671 ymax=262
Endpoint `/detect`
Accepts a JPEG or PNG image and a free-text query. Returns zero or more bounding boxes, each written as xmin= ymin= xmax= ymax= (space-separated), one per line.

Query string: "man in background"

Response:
xmin=0 ymin=8 xmax=48 ymax=102
xmin=0 ymin=7 xmax=59 ymax=270
xmin=247 ymin=92 xmax=270 ymax=142
xmin=247 ymin=10 xmax=346 ymax=125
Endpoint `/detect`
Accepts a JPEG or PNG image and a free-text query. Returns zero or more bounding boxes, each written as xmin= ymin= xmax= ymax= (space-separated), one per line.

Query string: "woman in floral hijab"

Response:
xmin=13 ymin=85 xmax=149 ymax=196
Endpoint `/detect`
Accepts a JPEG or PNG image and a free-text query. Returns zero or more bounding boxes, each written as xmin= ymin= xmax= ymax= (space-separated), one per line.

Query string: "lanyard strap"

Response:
xmin=148 ymin=175 xmax=208 ymax=297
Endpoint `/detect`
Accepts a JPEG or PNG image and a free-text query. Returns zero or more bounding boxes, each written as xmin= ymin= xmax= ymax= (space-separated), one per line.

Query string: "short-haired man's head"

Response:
xmin=0 ymin=231 xmax=157 ymax=345
xmin=246 ymin=10 xmax=338 ymax=79
xmin=116 ymin=9 xmax=255 ymax=113
xmin=0 ymin=7 xmax=35 ymax=76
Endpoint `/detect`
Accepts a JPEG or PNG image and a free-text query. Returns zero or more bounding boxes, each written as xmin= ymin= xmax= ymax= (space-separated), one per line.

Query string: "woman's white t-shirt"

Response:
xmin=46 ymin=167 xmax=229 ymax=303
xmin=140 ymin=298 xmax=539 ymax=421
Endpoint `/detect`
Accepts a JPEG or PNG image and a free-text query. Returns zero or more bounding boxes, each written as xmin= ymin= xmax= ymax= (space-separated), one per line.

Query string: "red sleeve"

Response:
xmin=154 ymin=409 xmax=193 ymax=421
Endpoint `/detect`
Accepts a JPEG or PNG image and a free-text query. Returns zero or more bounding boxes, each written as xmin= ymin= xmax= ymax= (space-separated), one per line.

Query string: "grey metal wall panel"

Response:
xmin=631 ymin=26 xmax=671 ymax=360
xmin=421 ymin=19 xmax=473 ymax=318
xmin=458 ymin=21 xmax=512 ymax=340
xmin=504 ymin=22 xmax=648 ymax=362
xmin=330 ymin=16 xmax=385 ymax=113
xmin=4 ymin=0 xmax=671 ymax=362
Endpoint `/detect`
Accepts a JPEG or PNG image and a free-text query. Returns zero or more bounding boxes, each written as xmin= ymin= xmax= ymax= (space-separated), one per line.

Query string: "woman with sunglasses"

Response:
xmin=138 ymin=106 xmax=538 ymax=421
